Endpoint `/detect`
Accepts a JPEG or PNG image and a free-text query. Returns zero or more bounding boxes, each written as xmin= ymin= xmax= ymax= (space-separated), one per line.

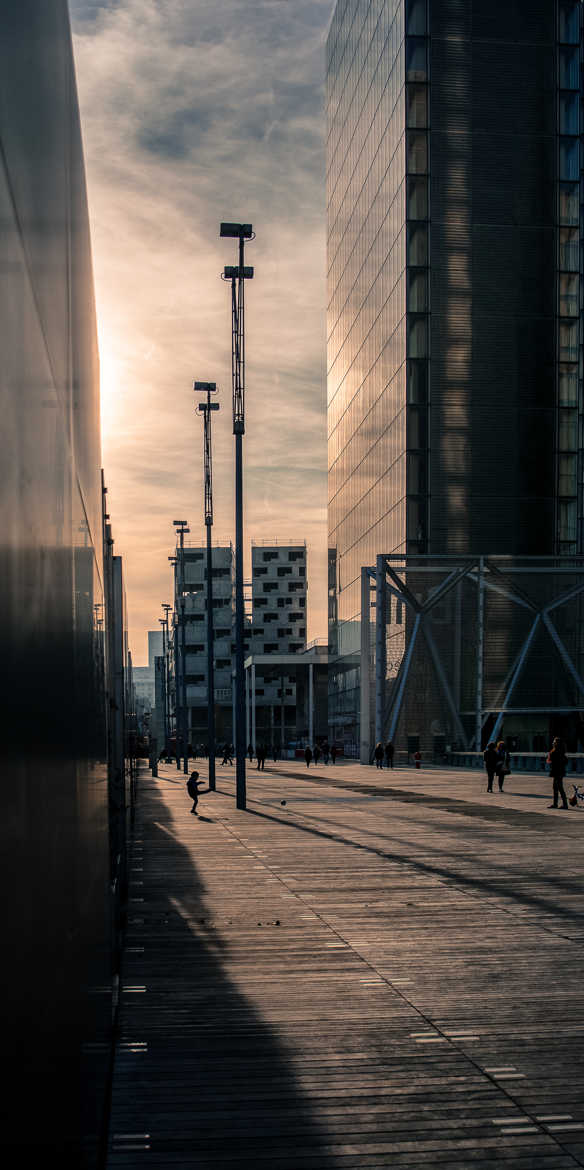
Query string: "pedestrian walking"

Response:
xmin=314 ymin=744 xmax=321 ymax=766
xmin=495 ymin=740 xmax=510 ymax=791
xmin=384 ymin=741 xmax=394 ymax=769
xmin=256 ymin=743 xmax=266 ymax=770
xmin=483 ymin=741 xmax=498 ymax=792
xmin=221 ymin=742 xmax=233 ymax=766
xmin=374 ymin=742 xmax=384 ymax=768
xmin=305 ymin=745 xmax=312 ymax=768
xmin=186 ymin=770 xmax=203 ymax=815
xmin=331 ymin=745 xmax=337 ymax=765
xmin=547 ymin=737 xmax=569 ymax=809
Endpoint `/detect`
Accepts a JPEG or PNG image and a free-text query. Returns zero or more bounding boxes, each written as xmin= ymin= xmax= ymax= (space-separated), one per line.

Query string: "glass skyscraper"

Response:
xmin=327 ymin=0 xmax=583 ymax=753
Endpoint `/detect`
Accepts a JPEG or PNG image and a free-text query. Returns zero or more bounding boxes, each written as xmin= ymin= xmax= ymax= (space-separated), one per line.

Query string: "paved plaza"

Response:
xmin=108 ymin=759 xmax=584 ymax=1168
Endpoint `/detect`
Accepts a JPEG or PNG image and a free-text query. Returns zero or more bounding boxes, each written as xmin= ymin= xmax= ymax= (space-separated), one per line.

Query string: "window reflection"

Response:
xmin=406 ymin=38 xmax=427 ymax=81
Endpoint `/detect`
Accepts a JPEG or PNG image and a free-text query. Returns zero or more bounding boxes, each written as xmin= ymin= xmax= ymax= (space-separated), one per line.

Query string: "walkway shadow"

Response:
xmin=108 ymin=774 xmax=338 ymax=1169
xmin=246 ymin=805 xmax=584 ymax=927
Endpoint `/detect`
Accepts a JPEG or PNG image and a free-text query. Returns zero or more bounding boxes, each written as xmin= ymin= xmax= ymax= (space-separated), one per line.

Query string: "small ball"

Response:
xmin=280 ymin=799 xmax=286 ymax=805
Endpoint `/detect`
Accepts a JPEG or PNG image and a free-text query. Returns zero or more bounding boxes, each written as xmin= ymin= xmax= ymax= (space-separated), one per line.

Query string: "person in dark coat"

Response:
xmin=483 ymin=741 xmax=498 ymax=792
xmin=548 ymin=737 xmax=569 ymax=809
xmin=323 ymin=742 xmax=330 ymax=764
xmin=331 ymin=745 xmax=337 ymax=765
xmin=314 ymin=744 xmax=321 ymax=766
xmin=221 ymin=743 xmax=233 ymax=765
xmin=248 ymin=742 xmax=254 ymax=762
xmin=495 ymin=740 xmax=510 ymax=792
xmin=384 ymin=741 xmax=394 ymax=769
xmin=304 ymin=745 xmax=312 ymax=768
xmin=374 ymin=742 xmax=384 ymax=768
xmin=256 ymin=743 xmax=266 ymax=771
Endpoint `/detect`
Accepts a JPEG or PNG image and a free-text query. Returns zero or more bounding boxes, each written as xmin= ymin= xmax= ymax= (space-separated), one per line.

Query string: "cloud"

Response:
xmin=70 ymin=0 xmax=334 ymax=662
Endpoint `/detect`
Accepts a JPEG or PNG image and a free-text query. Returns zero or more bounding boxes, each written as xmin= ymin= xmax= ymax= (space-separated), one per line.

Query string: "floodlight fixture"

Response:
xmin=220 ymin=222 xmax=253 ymax=238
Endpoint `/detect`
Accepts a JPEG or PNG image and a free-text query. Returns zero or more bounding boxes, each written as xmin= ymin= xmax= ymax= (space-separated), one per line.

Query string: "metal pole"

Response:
xmin=475 ymin=556 xmax=485 ymax=751
xmin=251 ymin=662 xmax=256 ymax=753
xmin=308 ymin=662 xmax=314 ymax=748
xmin=181 ymin=594 xmax=188 ymax=773
xmin=195 ymin=385 xmax=219 ymax=791
xmin=206 ymin=519 xmax=216 ymax=790
xmin=360 ymin=566 xmax=371 ymax=765
xmin=234 ymin=430 xmax=245 ymax=805
xmin=174 ymin=605 xmax=180 ymax=770
xmin=245 ymin=662 xmax=250 ymax=748
xmin=375 ymin=555 xmax=387 ymax=749
xmin=221 ymin=220 xmax=253 ymax=810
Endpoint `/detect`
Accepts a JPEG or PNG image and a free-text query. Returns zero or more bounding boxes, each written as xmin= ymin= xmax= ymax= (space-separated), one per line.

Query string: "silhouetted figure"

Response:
xmin=186 ymin=770 xmax=203 ymax=815
xmin=385 ymin=741 xmax=394 ymax=769
xmin=331 ymin=745 xmax=337 ymax=765
xmin=495 ymin=740 xmax=510 ymax=791
xmin=248 ymin=742 xmax=254 ymax=762
xmin=273 ymin=743 xmax=279 ymax=762
xmin=305 ymin=745 xmax=312 ymax=768
xmin=221 ymin=743 xmax=233 ymax=765
xmin=374 ymin=742 xmax=384 ymax=769
xmin=483 ymin=741 xmax=497 ymax=792
xmin=548 ymin=737 xmax=569 ymax=809
xmin=323 ymin=742 xmax=330 ymax=765
xmin=256 ymin=744 xmax=266 ymax=770
xmin=314 ymin=745 xmax=321 ymax=766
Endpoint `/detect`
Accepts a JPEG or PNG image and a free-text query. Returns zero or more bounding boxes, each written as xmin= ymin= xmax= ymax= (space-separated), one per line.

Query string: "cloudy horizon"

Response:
xmin=70 ymin=0 xmax=334 ymax=664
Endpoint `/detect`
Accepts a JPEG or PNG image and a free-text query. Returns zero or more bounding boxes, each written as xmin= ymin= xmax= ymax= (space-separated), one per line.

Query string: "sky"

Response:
xmin=70 ymin=0 xmax=334 ymax=665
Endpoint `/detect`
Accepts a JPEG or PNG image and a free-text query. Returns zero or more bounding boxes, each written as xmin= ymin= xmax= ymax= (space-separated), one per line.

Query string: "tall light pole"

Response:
xmin=161 ymin=602 xmax=172 ymax=756
xmin=168 ymin=554 xmax=180 ymax=770
xmin=173 ymin=521 xmax=190 ymax=774
xmin=220 ymin=221 xmax=254 ymax=810
xmin=195 ymin=381 xmax=219 ymax=792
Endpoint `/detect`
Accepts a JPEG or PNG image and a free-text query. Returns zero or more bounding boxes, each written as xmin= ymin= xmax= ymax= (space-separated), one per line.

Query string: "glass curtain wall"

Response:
xmin=557 ymin=0 xmax=583 ymax=552
xmin=327 ymin=0 xmax=427 ymax=753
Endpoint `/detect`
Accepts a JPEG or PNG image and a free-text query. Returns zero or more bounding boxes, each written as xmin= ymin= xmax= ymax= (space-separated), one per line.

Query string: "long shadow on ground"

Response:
xmin=107 ymin=772 xmax=339 ymax=1169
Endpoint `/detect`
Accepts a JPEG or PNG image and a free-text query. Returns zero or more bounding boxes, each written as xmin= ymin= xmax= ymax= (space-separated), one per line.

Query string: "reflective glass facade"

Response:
xmin=327 ymin=0 xmax=584 ymax=755
xmin=327 ymin=0 xmax=409 ymax=752
xmin=0 ymin=4 xmax=113 ymax=1161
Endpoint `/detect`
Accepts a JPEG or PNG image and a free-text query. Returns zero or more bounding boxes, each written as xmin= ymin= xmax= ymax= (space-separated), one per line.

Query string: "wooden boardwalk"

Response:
xmin=107 ymin=759 xmax=584 ymax=1168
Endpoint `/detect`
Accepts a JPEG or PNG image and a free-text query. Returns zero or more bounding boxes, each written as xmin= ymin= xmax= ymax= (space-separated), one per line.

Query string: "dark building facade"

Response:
xmin=0 ymin=4 xmax=125 ymax=1162
xmin=327 ymin=0 xmax=584 ymax=753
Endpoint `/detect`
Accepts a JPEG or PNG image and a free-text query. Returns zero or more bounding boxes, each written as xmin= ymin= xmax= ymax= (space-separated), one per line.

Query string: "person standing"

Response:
xmin=384 ymin=741 xmax=394 ymax=769
xmin=547 ymin=737 xmax=569 ymax=809
xmin=495 ymin=740 xmax=510 ymax=792
xmin=483 ymin=741 xmax=498 ymax=792
xmin=374 ymin=742 xmax=384 ymax=768
xmin=304 ymin=745 xmax=312 ymax=768
xmin=314 ymin=744 xmax=321 ymax=766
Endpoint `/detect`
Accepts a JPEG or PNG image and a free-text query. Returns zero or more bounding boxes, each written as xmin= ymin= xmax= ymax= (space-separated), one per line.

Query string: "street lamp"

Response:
xmin=194 ymin=381 xmax=219 ymax=792
xmin=161 ymin=602 xmax=172 ymax=756
xmin=168 ymin=554 xmax=181 ymax=772
xmin=220 ymin=220 xmax=254 ymax=811
xmin=173 ymin=522 xmax=190 ymax=774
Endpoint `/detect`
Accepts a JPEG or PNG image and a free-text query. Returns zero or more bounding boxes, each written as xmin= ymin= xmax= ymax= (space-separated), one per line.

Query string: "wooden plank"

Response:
xmin=107 ymin=760 xmax=584 ymax=1168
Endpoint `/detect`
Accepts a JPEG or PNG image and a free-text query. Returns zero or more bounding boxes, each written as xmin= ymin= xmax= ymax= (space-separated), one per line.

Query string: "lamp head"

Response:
xmin=220 ymin=222 xmax=252 ymax=238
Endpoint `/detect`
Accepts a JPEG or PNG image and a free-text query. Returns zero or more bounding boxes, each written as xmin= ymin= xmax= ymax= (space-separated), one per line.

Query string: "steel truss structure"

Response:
xmin=360 ymin=556 xmax=584 ymax=764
